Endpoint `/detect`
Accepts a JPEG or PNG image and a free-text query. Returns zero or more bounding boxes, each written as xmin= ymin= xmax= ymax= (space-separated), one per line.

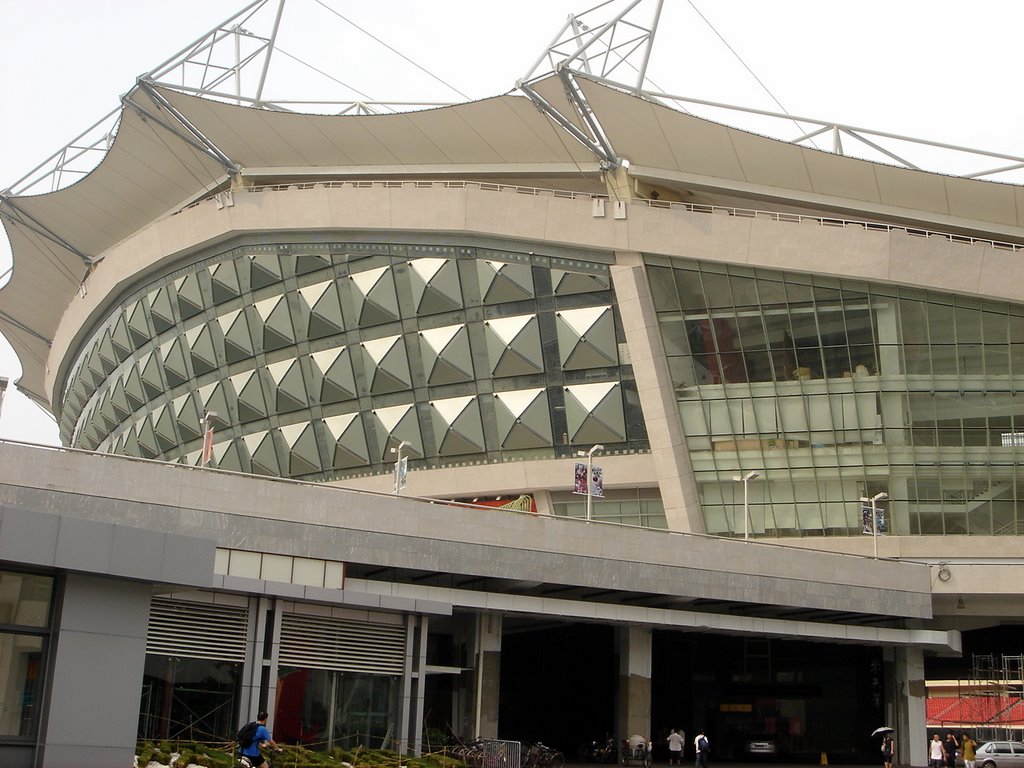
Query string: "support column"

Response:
xmin=616 ymin=626 xmax=653 ymax=755
xmin=401 ymin=615 xmax=428 ymax=756
xmin=611 ymin=253 xmax=703 ymax=532
xmin=893 ymin=647 xmax=927 ymax=768
xmin=40 ymin=574 xmax=151 ymax=768
xmin=473 ymin=613 xmax=502 ymax=740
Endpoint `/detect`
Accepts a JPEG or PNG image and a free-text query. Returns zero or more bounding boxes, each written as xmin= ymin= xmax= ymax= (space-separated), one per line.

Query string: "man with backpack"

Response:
xmin=238 ymin=711 xmax=282 ymax=768
xmin=694 ymin=730 xmax=710 ymax=768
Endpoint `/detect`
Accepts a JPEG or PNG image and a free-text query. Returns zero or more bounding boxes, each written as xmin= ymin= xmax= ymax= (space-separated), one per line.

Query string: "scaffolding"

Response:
xmin=960 ymin=654 xmax=1024 ymax=741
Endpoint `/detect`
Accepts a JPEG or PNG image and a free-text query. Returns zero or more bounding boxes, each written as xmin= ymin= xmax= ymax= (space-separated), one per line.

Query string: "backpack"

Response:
xmin=698 ymin=737 xmax=709 ymax=754
xmin=237 ymin=721 xmax=260 ymax=748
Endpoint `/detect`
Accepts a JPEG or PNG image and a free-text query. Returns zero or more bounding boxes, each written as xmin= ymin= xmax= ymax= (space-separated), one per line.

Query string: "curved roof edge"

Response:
xmin=5 ymin=75 xmax=1024 ymax=413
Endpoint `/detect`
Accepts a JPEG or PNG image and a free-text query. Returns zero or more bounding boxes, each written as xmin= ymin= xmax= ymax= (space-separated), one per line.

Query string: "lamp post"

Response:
xmin=860 ymin=491 xmax=889 ymax=559
xmin=732 ymin=470 xmax=760 ymax=540
xmin=391 ymin=440 xmax=411 ymax=495
xmin=576 ymin=444 xmax=604 ymax=521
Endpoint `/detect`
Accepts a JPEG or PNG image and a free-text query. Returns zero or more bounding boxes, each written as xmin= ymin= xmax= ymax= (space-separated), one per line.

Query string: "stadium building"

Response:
xmin=0 ymin=3 xmax=1022 ymax=767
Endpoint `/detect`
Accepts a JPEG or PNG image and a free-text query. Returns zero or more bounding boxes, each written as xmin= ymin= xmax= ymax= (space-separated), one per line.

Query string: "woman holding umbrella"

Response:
xmin=881 ymin=732 xmax=895 ymax=768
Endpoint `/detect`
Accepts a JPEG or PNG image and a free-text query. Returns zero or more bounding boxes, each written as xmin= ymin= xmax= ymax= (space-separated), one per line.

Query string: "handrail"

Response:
xmin=181 ymin=178 xmax=1024 ymax=254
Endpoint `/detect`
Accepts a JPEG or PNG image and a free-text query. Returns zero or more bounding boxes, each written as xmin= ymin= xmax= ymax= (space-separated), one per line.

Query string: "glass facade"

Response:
xmin=138 ymin=655 xmax=242 ymax=741
xmin=275 ymin=668 xmax=399 ymax=750
xmin=648 ymin=255 xmax=1024 ymax=537
xmin=59 ymin=239 xmax=648 ymax=482
xmin=0 ymin=571 xmax=52 ymax=740
xmin=551 ymin=487 xmax=667 ymax=528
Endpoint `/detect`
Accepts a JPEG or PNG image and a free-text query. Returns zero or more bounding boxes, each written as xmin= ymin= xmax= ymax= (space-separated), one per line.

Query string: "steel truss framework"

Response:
xmin=5 ymin=0 xmax=1024 ymax=198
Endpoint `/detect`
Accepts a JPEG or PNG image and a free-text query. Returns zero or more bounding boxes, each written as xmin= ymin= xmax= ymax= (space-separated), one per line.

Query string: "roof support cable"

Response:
xmin=0 ymin=309 xmax=54 ymax=347
xmin=125 ymin=82 xmax=240 ymax=177
xmin=0 ymin=194 xmax=95 ymax=269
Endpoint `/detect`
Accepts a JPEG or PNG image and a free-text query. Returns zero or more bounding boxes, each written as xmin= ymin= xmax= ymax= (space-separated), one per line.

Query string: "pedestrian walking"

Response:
xmin=961 ymin=734 xmax=977 ymax=768
xmin=944 ymin=732 xmax=959 ymax=768
xmin=929 ymin=734 xmax=945 ymax=768
xmin=667 ymin=730 xmax=685 ymax=766
xmin=238 ymin=711 xmax=282 ymax=768
xmin=881 ymin=733 xmax=895 ymax=768
xmin=694 ymin=730 xmax=710 ymax=768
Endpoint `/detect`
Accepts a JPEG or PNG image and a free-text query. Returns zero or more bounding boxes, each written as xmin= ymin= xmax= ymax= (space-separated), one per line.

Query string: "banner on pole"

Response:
xmin=861 ymin=505 xmax=887 ymax=534
xmin=573 ymin=462 xmax=587 ymax=495
xmin=591 ymin=466 xmax=604 ymax=498
xmin=394 ymin=455 xmax=408 ymax=492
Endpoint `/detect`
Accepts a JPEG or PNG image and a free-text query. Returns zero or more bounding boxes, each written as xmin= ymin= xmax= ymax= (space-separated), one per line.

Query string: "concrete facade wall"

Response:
xmin=0 ymin=443 xmax=935 ymax=619
xmin=47 ymin=184 xmax=1024 ymax=410
xmin=40 ymin=574 xmax=152 ymax=768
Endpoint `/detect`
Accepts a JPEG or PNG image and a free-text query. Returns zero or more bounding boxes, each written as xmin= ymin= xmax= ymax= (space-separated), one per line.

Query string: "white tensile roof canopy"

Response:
xmin=3 ymin=0 xmax=1024 ymax=412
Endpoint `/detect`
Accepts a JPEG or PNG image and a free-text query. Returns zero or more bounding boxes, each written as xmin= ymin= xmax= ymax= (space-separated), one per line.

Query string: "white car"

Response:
xmin=975 ymin=741 xmax=1024 ymax=768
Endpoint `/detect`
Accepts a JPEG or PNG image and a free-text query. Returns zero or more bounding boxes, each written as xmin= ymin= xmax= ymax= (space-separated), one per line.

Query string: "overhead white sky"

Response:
xmin=2 ymin=0 xmax=1023 ymax=447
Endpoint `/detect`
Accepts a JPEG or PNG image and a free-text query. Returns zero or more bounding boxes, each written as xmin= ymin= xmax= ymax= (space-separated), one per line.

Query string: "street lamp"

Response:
xmin=860 ymin=491 xmax=889 ymax=559
xmin=732 ymin=470 xmax=760 ymax=540
xmin=576 ymin=444 xmax=604 ymax=521
xmin=391 ymin=440 xmax=411 ymax=495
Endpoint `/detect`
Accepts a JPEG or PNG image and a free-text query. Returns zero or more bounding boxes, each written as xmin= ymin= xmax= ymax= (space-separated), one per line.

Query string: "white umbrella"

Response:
xmin=872 ymin=727 xmax=895 ymax=737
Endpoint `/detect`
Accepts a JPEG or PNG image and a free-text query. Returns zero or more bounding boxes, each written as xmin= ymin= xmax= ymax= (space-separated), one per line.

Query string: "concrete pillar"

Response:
xmin=893 ymin=647 xmax=927 ymax=768
xmin=401 ymin=615 xmax=428 ymax=756
xmin=473 ymin=613 xmax=502 ymax=739
xmin=616 ymin=626 xmax=653 ymax=753
xmin=40 ymin=574 xmax=151 ymax=768
xmin=611 ymin=253 xmax=704 ymax=533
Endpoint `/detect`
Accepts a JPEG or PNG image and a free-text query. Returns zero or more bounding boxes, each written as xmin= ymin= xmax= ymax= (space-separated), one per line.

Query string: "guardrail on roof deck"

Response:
xmin=181 ymin=178 xmax=1024 ymax=254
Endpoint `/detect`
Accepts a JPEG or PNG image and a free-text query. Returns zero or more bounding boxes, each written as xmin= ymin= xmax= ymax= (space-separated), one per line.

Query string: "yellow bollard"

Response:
xmin=820 ymin=752 xmax=828 ymax=765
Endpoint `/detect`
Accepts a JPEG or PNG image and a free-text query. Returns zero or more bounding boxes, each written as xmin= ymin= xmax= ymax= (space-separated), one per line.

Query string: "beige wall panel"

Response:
xmin=887 ymin=230 xmax=984 ymax=294
xmin=976 ymin=244 xmax=1024 ymax=299
xmin=743 ymin=217 xmax=891 ymax=279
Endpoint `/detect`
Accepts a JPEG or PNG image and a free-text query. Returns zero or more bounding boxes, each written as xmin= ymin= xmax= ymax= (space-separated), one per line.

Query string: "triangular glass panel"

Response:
xmin=218 ymin=308 xmax=255 ymax=363
xmin=493 ymin=388 xmax=552 ymax=449
xmin=280 ymin=421 xmax=324 ymax=476
xmin=230 ymin=370 xmax=268 ymax=423
xmin=124 ymin=367 xmax=147 ymax=410
xmin=126 ymin=300 xmax=152 ymax=349
xmin=110 ymin=313 xmax=134 ymax=360
xmin=311 ymin=347 xmax=357 ymax=404
xmin=408 ymin=258 xmax=463 ymax=315
xmin=478 ymin=260 xmax=534 ymax=304
xmin=160 ymin=336 xmax=191 ymax=386
xmin=174 ymin=274 xmax=206 ymax=320
xmin=245 ymin=430 xmax=282 ymax=476
xmin=139 ymin=352 xmax=165 ymax=400
xmin=148 ymin=286 xmax=176 ymax=333
xmin=248 ymin=252 xmax=283 ymax=290
xmin=323 ymin=413 xmax=369 ymax=469
xmin=551 ymin=269 xmax=611 ymax=296
xmin=174 ymin=393 xmax=204 ymax=441
xmin=208 ymin=262 xmax=241 ymax=304
xmin=295 ymin=252 xmax=332 ymax=276
xmin=186 ymin=325 xmax=219 ymax=375
xmin=97 ymin=330 xmax=120 ymax=371
xmin=564 ymin=382 xmax=626 ymax=444
xmin=152 ymin=404 xmax=180 ymax=453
